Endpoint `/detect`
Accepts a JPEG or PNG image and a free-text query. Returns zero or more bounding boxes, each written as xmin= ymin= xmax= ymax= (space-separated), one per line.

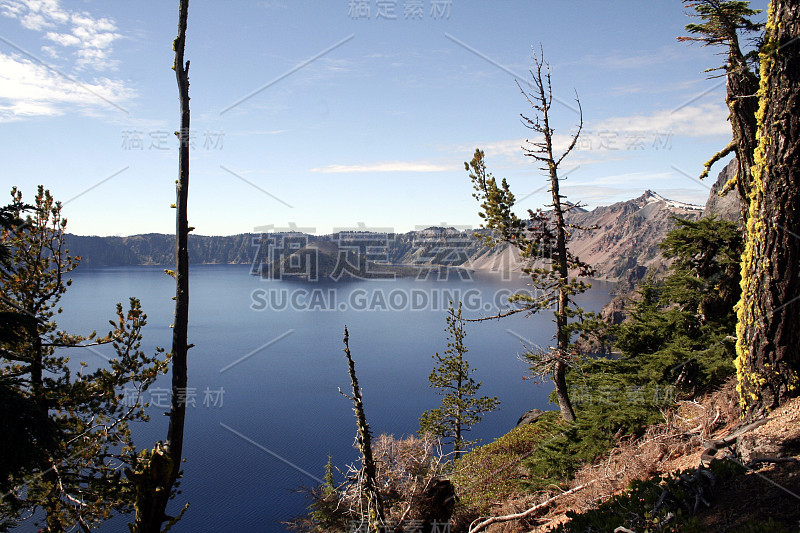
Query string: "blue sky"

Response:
xmin=0 ymin=0 xmax=766 ymax=236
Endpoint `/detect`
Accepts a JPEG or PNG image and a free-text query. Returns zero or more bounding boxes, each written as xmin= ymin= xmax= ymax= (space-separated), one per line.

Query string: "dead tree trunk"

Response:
xmin=167 ymin=0 xmax=191 ymax=496
xmin=342 ymin=327 xmax=385 ymax=529
xmin=131 ymin=1 xmax=191 ymax=530
xmin=520 ymin=50 xmax=582 ymax=422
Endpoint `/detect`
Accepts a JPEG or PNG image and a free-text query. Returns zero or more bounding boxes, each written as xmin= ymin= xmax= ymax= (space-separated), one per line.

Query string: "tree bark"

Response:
xmin=553 ymin=359 xmax=575 ymax=422
xmin=342 ymin=327 xmax=385 ymax=527
xmin=167 ymin=0 xmax=191 ymax=494
xmin=551 ymin=165 xmax=576 ymax=422
xmin=724 ymin=25 xmax=760 ymax=220
xmin=542 ymin=81 xmax=578 ymax=422
xmin=454 ymin=404 xmax=463 ymax=457
xmin=684 ymin=1 xmax=761 ymax=220
xmin=133 ymin=1 xmax=190 ymax=530
xmin=736 ymin=0 xmax=800 ymax=416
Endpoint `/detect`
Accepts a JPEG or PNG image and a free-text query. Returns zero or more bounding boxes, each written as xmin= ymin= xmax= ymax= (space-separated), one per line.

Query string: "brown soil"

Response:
xmin=477 ymin=380 xmax=800 ymax=532
xmin=694 ymin=457 xmax=800 ymax=531
xmin=692 ymin=396 xmax=800 ymax=531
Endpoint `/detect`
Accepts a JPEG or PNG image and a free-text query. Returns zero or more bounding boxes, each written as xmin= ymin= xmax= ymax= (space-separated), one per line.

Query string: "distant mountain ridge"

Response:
xmin=564 ymin=189 xmax=703 ymax=281
xmin=67 ymin=180 xmax=736 ymax=282
xmin=65 ymin=233 xmax=255 ymax=267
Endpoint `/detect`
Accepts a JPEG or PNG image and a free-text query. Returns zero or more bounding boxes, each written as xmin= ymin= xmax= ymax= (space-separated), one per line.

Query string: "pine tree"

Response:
xmin=305 ymin=454 xmax=347 ymax=532
xmin=684 ymin=0 xmax=800 ymax=414
xmin=659 ymin=216 xmax=742 ymax=329
xmin=419 ymin=302 xmax=499 ymax=457
xmin=0 ymin=199 xmax=42 ymax=500
xmin=735 ymin=0 xmax=800 ymax=415
xmin=468 ymin=49 xmax=594 ymax=421
xmin=0 ymin=187 xmax=168 ymax=530
xmin=679 ymin=0 xmax=764 ymax=218
xmin=612 ymin=216 xmax=742 ymax=392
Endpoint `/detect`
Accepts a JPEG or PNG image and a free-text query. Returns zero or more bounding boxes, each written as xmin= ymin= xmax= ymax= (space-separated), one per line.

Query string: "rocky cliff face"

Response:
xmin=442 ymin=190 xmax=704 ymax=282
xmin=589 ymin=161 xmax=746 ymax=331
xmin=66 ymin=233 xmax=255 ymax=267
xmin=562 ymin=190 xmax=704 ymax=281
xmin=703 ymin=158 xmax=744 ymax=222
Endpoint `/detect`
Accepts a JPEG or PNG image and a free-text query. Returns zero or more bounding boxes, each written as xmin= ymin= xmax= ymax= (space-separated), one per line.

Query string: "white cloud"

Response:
xmin=0 ymin=52 xmax=135 ymax=121
xmin=44 ymin=31 xmax=80 ymax=47
xmin=3 ymin=0 xmax=121 ymax=71
xmin=475 ymin=138 xmax=526 ymax=156
xmin=0 ymin=1 xmax=132 ymax=120
xmin=452 ymin=138 xmax=528 ymax=168
xmin=311 ymin=160 xmax=457 ymax=173
xmin=40 ymin=45 xmax=59 ymax=58
xmin=20 ymin=12 xmax=48 ymax=30
xmin=311 ymin=101 xmax=730 ymax=181
xmin=462 ymin=102 xmax=729 ymax=169
xmin=454 ymin=135 xmax=625 ymax=171
xmin=487 ymin=105 xmax=728 ymax=157
xmin=593 ymin=103 xmax=730 ymax=138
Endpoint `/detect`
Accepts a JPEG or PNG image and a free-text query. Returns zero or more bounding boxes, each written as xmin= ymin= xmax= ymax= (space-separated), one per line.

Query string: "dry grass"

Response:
xmin=472 ymin=379 xmax=742 ymax=533
xmin=285 ymin=434 xmax=453 ymax=532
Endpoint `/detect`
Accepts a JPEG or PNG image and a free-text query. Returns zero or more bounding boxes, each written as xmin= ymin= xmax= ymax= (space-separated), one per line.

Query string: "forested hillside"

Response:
xmin=65 ymin=233 xmax=255 ymax=266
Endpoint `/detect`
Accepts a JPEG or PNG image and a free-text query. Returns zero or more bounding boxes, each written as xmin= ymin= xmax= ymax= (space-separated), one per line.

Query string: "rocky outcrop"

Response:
xmin=413 ymin=192 xmax=704 ymax=282
xmin=600 ymin=295 xmax=627 ymax=326
xmin=703 ymin=158 xmax=744 ymax=223
xmin=516 ymin=408 xmax=548 ymax=426
xmin=64 ymin=235 xmax=140 ymax=266
xmin=593 ymin=162 xmax=748 ymax=326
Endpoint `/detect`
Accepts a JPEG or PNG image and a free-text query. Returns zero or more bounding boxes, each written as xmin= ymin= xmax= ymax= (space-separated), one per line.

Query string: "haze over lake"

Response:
xmin=52 ymin=265 xmax=613 ymax=531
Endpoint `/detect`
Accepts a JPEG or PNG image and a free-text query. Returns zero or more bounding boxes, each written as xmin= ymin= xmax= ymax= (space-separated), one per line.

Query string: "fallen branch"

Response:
xmin=468 ymin=481 xmax=594 ymax=533
xmin=746 ymin=456 xmax=799 ymax=468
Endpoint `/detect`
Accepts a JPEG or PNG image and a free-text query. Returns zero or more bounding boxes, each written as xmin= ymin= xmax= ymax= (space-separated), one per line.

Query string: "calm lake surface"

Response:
xmin=46 ymin=265 xmax=613 ymax=532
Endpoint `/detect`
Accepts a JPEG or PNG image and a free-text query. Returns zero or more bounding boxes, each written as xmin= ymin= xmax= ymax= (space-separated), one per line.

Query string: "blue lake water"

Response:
xmin=44 ymin=265 xmax=613 ymax=532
